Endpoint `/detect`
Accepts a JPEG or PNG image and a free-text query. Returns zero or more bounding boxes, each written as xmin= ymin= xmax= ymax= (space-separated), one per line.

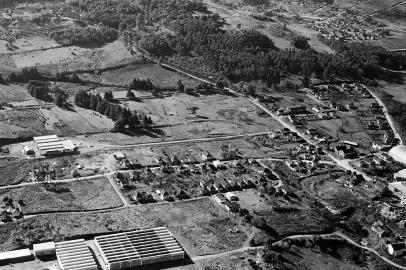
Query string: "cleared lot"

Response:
xmin=0 ymin=177 xmax=122 ymax=214
xmin=0 ymin=198 xmax=247 ymax=256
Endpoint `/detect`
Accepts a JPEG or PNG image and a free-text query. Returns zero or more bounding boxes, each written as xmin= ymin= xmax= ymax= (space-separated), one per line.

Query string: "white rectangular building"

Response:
xmin=33 ymin=135 xmax=76 ymax=156
xmin=95 ymin=227 xmax=185 ymax=270
xmin=55 ymin=239 xmax=97 ymax=270
xmin=33 ymin=241 xmax=55 ymax=257
xmin=0 ymin=249 xmax=31 ymax=263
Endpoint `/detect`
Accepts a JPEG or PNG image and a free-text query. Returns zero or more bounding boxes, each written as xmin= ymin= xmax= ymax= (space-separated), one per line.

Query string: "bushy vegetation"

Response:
xmin=382 ymin=93 xmax=406 ymax=131
xmin=74 ymin=90 xmax=152 ymax=132
xmin=50 ymin=26 xmax=118 ymax=46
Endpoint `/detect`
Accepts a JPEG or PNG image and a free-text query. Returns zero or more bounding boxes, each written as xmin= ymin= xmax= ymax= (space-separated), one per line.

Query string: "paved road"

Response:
xmin=192 ymin=246 xmax=265 ymax=261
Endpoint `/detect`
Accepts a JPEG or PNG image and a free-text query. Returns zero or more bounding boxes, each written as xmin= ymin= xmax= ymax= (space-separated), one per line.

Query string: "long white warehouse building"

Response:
xmin=94 ymin=227 xmax=185 ymax=270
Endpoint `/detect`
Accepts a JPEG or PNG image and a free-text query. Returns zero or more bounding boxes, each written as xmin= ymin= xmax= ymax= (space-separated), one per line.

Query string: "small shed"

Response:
xmin=113 ymin=151 xmax=125 ymax=160
xmin=33 ymin=242 xmax=56 ymax=257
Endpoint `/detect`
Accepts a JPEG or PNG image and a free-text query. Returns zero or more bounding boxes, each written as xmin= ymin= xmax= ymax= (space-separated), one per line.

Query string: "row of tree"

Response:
xmin=74 ymin=90 xmax=153 ymax=132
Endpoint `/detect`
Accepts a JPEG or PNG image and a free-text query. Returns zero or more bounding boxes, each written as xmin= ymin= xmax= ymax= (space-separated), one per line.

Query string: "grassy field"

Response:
xmin=277 ymin=243 xmax=367 ymax=270
xmin=0 ymin=84 xmax=33 ymax=103
xmin=5 ymin=39 xmax=142 ymax=74
xmin=259 ymin=209 xmax=334 ymax=237
xmin=95 ymin=63 xmax=200 ymax=88
xmin=0 ymin=178 xmax=123 ymax=214
xmin=0 ymin=198 xmax=247 ymax=255
xmin=81 ymin=90 xmax=282 ymax=145
xmin=0 ymin=108 xmax=48 ymax=139
xmin=0 ymin=158 xmax=31 ymax=186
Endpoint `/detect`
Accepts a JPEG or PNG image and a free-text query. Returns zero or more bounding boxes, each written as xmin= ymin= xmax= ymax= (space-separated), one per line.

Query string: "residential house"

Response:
xmin=334 ymin=145 xmax=358 ymax=159
xmin=201 ymin=151 xmax=215 ymax=162
xmin=387 ymin=243 xmax=406 ymax=257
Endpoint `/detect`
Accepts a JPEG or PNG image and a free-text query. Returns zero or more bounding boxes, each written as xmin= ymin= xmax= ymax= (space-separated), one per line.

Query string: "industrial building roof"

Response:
xmin=33 ymin=135 xmax=75 ymax=154
xmin=0 ymin=248 xmax=31 ymax=261
xmin=55 ymin=239 xmax=97 ymax=270
xmin=95 ymin=227 xmax=184 ymax=267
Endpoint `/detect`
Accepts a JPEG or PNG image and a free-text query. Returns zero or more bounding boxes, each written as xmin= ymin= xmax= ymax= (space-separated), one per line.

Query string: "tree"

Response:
xmin=177 ymin=80 xmax=185 ymax=92
xmin=54 ymin=87 xmax=68 ymax=107
xmin=104 ymin=91 xmax=114 ymax=100
xmin=74 ymin=90 xmax=91 ymax=108
xmin=291 ymin=36 xmax=310 ymax=50
xmin=0 ymin=74 xmax=5 ymax=84
xmin=126 ymin=89 xmax=136 ymax=100
xmin=129 ymin=112 xmax=140 ymax=130
xmin=301 ymin=76 xmax=310 ymax=88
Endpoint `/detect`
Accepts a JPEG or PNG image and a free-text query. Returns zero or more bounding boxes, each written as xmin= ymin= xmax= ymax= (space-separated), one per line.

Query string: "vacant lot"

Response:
xmin=40 ymin=106 xmax=114 ymax=135
xmin=0 ymin=178 xmax=122 ymax=214
xmin=308 ymin=113 xmax=373 ymax=148
xmin=259 ymin=209 xmax=333 ymax=237
xmin=0 ymin=198 xmax=247 ymax=255
xmin=0 ymin=158 xmax=31 ymax=186
xmin=0 ymin=84 xmax=33 ymax=103
xmin=0 ymin=108 xmax=48 ymax=139
xmin=278 ymin=242 xmax=367 ymax=270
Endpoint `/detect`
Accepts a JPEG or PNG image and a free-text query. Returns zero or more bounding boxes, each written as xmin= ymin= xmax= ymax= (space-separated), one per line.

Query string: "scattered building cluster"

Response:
xmin=310 ymin=14 xmax=388 ymax=41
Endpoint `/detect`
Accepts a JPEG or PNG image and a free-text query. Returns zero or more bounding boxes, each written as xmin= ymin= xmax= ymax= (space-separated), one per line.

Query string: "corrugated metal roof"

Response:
xmin=95 ymin=227 xmax=184 ymax=268
xmin=55 ymin=239 xmax=97 ymax=270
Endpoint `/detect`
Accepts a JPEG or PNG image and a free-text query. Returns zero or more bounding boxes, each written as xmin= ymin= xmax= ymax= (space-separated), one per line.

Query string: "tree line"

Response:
xmin=74 ymin=90 xmax=153 ymax=132
xmin=49 ymin=26 xmax=118 ymax=46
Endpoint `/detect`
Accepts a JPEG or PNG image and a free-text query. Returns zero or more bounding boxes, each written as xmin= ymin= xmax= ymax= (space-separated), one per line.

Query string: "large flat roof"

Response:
xmin=0 ymin=249 xmax=31 ymax=261
xmin=95 ymin=227 xmax=184 ymax=268
xmin=55 ymin=239 xmax=97 ymax=270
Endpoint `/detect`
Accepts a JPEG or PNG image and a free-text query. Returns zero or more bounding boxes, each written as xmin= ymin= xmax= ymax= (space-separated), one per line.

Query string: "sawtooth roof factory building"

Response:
xmin=33 ymin=135 xmax=76 ymax=156
xmin=95 ymin=227 xmax=185 ymax=270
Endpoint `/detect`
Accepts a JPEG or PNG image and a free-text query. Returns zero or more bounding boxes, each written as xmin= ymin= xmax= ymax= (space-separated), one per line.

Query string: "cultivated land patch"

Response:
xmin=0 ymin=198 xmax=247 ymax=255
xmin=0 ymin=177 xmax=123 ymax=214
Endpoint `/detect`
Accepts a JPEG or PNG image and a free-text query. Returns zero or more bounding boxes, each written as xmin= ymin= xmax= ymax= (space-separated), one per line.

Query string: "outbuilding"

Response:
xmin=33 ymin=241 xmax=56 ymax=257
